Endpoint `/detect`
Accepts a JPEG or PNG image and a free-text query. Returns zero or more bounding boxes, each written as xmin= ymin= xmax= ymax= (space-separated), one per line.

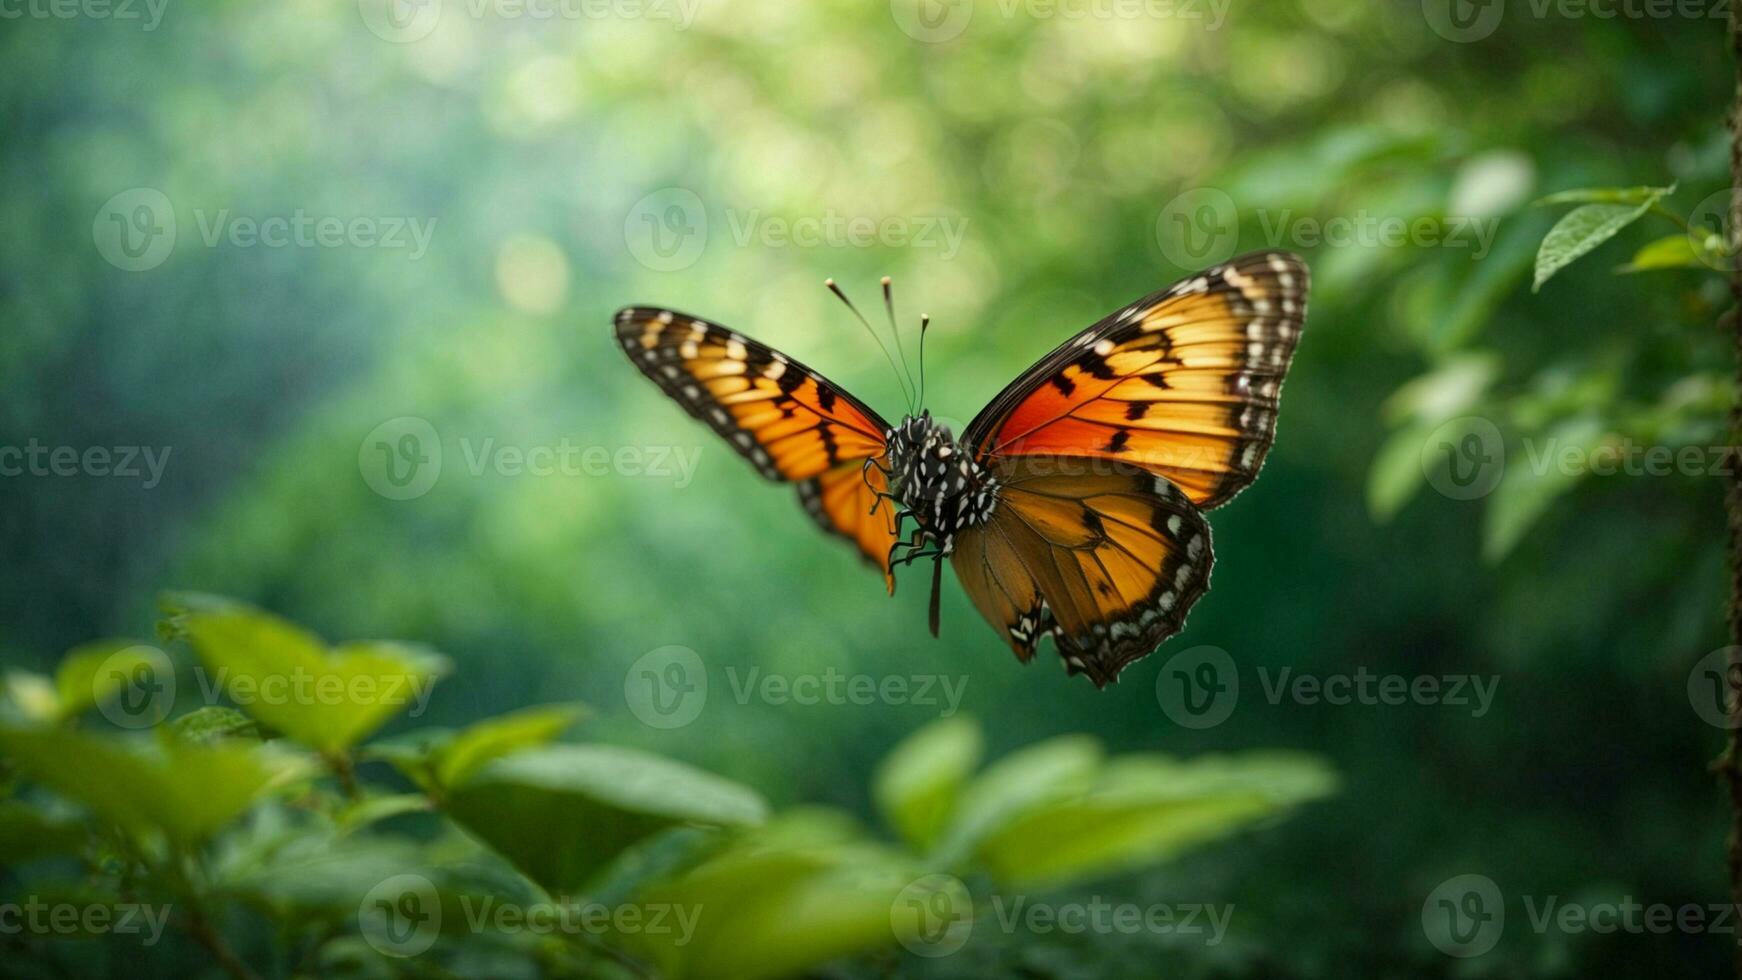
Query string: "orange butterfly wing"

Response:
xmin=962 ymin=251 xmax=1308 ymax=510
xmin=615 ymin=307 xmax=897 ymax=587
xmin=949 ymin=455 xmax=1213 ymax=687
xmin=950 ymin=252 xmax=1308 ymax=684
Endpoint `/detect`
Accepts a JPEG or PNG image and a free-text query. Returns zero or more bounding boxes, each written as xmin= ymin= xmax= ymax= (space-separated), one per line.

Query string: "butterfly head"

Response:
xmin=884 ymin=411 xmax=998 ymax=545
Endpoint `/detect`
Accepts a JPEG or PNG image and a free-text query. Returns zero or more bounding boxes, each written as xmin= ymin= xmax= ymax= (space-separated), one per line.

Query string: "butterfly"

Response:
xmin=614 ymin=251 xmax=1308 ymax=687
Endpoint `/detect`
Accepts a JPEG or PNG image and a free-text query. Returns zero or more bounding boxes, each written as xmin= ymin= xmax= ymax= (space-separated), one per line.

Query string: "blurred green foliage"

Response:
xmin=1 ymin=0 xmax=1738 ymax=975
xmin=0 ymin=598 xmax=1330 ymax=977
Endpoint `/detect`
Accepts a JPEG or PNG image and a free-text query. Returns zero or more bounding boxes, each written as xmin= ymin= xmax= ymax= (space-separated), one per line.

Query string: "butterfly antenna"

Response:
xmin=881 ymin=276 xmax=918 ymax=414
xmin=916 ymin=313 xmax=931 ymax=413
xmin=826 ymin=278 xmax=915 ymax=409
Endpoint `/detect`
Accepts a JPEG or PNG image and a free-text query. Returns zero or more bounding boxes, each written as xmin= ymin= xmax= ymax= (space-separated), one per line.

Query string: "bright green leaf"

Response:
xmin=623 ymin=810 xmax=922 ymax=980
xmin=54 ymin=640 xmax=162 ymax=721
xmin=166 ymin=593 xmax=450 ymax=752
xmin=3 ymin=670 xmax=60 ymax=724
xmin=1616 ymin=234 xmax=1705 ymax=273
xmin=1533 ymin=184 xmax=1674 ymax=206
xmin=871 ymin=715 xmax=982 ymax=851
xmin=445 ymin=744 xmax=768 ymax=895
xmin=933 ymin=734 xmax=1102 ymax=868
xmin=433 ymin=703 xmax=587 ymax=790
xmin=0 ymin=725 xmax=310 ymax=843
xmin=973 ymin=752 xmax=1335 ymax=890
xmin=169 ymin=706 xmax=263 ymax=743
xmin=1533 ymin=190 xmax=1669 ymax=292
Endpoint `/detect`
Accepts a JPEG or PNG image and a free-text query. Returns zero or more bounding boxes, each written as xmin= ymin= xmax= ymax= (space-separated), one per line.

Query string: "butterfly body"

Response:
xmin=881 ymin=412 xmax=999 ymax=555
xmin=615 ymin=251 xmax=1308 ymax=687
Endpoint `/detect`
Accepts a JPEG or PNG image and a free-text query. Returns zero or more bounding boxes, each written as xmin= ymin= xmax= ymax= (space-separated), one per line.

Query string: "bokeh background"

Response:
xmin=2 ymin=0 xmax=1738 ymax=974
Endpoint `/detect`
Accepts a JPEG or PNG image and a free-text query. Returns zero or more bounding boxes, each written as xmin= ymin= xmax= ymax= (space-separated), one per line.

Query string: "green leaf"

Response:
xmin=1616 ymin=233 xmax=1705 ymax=273
xmin=1483 ymin=416 xmax=1608 ymax=562
xmin=972 ymin=752 xmax=1336 ymax=890
xmin=1533 ymin=184 xmax=1674 ymax=206
xmin=932 ymin=734 xmax=1103 ymax=868
xmin=54 ymin=640 xmax=162 ymax=722
xmin=1367 ymin=422 xmax=1432 ymax=523
xmin=169 ymin=706 xmax=263 ymax=743
xmin=871 ymin=716 xmax=981 ymax=851
xmin=432 ymin=702 xmax=587 ymax=790
xmin=623 ymin=810 xmax=922 ymax=980
xmin=334 ymin=793 xmax=432 ymax=833
xmin=3 ymin=670 xmax=61 ymax=724
xmin=0 ymin=725 xmax=310 ymax=843
xmin=165 ymin=593 xmax=450 ymax=752
xmin=1532 ymin=189 xmax=1670 ymax=291
xmin=444 ymin=744 xmax=768 ymax=895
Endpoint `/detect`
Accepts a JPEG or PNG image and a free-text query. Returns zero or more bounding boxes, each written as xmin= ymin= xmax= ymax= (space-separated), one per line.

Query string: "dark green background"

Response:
xmin=1 ymin=0 xmax=1735 ymax=974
